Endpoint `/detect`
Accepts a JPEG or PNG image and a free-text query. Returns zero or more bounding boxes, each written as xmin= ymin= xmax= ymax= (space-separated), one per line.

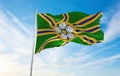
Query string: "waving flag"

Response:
xmin=35 ymin=12 xmax=104 ymax=54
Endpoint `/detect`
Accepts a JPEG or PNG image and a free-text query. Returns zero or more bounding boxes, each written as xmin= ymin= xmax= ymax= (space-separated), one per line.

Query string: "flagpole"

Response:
xmin=30 ymin=10 xmax=37 ymax=76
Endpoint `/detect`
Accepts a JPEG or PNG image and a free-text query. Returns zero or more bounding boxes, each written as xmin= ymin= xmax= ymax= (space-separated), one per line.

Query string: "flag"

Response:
xmin=35 ymin=12 xmax=104 ymax=54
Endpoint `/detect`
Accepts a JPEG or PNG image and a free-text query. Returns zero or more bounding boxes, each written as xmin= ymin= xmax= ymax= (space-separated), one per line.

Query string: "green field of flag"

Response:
xmin=35 ymin=12 xmax=104 ymax=54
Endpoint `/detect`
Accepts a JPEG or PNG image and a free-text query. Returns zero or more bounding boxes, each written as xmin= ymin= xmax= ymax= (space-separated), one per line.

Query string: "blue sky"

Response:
xmin=0 ymin=0 xmax=120 ymax=76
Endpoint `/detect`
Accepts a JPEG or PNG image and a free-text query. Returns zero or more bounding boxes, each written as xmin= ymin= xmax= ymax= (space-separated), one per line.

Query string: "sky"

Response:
xmin=0 ymin=0 xmax=120 ymax=76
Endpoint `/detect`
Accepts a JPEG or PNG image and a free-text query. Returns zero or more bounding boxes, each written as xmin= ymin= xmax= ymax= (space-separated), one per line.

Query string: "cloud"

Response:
xmin=78 ymin=54 xmax=120 ymax=69
xmin=0 ymin=8 xmax=32 ymax=76
xmin=6 ymin=11 xmax=32 ymax=36
xmin=33 ymin=70 xmax=76 ymax=76
xmin=0 ymin=54 xmax=29 ymax=76
xmin=0 ymin=9 xmax=32 ymax=54
xmin=103 ymin=2 xmax=120 ymax=42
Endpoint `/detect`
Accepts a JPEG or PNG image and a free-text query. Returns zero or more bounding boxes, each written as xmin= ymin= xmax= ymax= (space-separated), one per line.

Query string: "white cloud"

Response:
xmin=0 ymin=9 xmax=32 ymax=54
xmin=78 ymin=54 xmax=120 ymax=69
xmin=0 ymin=54 xmax=31 ymax=76
xmin=6 ymin=11 xmax=32 ymax=36
xmin=33 ymin=69 xmax=76 ymax=76
xmin=104 ymin=3 xmax=120 ymax=42
xmin=0 ymin=8 xmax=32 ymax=76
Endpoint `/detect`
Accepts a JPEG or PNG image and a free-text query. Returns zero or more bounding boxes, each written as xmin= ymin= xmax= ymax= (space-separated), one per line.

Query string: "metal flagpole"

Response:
xmin=30 ymin=10 xmax=37 ymax=76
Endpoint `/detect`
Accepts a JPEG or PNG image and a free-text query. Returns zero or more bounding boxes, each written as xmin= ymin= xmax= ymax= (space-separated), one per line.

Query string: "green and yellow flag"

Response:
xmin=35 ymin=12 xmax=104 ymax=54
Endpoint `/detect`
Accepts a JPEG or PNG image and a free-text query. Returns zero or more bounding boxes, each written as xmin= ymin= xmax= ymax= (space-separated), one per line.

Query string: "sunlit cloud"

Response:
xmin=0 ymin=54 xmax=29 ymax=76
xmin=0 ymin=8 xmax=32 ymax=76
